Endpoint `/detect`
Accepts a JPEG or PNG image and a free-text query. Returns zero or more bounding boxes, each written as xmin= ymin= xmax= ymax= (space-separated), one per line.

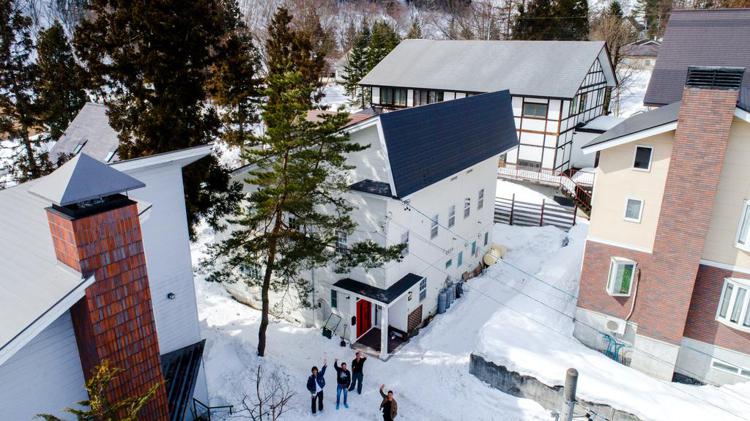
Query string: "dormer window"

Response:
xmin=633 ymin=146 xmax=653 ymax=171
xmin=72 ymin=140 xmax=87 ymax=155
xmin=736 ymin=200 xmax=750 ymax=252
xmin=522 ymin=102 xmax=547 ymax=118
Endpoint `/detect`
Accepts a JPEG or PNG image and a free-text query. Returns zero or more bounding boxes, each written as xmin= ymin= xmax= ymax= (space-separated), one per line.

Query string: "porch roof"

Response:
xmin=334 ymin=273 xmax=423 ymax=305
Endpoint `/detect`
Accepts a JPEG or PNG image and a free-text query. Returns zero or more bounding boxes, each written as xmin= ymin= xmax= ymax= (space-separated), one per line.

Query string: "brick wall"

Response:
xmin=578 ymin=86 xmax=739 ymax=346
xmin=684 ymin=265 xmax=750 ymax=353
xmin=47 ymin=202 xmax=169 ymax=420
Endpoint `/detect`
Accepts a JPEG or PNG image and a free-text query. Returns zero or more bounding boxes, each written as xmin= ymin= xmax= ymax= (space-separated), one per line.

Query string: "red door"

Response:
xmin=356 ymin=299 xmax=372 ymax=338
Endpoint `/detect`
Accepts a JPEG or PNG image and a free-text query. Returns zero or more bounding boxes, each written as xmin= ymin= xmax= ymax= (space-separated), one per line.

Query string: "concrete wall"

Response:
xmin=0 ymin=311 xmax=88 ymax=420
xmin=588 ymin=132 xmax=674 ymax=252
xmin=469 ymin=354 xmax=640 ymax=421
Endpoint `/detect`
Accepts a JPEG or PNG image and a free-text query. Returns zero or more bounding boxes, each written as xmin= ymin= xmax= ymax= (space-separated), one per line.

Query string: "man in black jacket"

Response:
xmin=348 ymin=351 xmax=367 ymax=394
xmin=334 ymin=358 xmax=351 ymax=409
xmin=306 ymin=359 xmax=327 ymax=414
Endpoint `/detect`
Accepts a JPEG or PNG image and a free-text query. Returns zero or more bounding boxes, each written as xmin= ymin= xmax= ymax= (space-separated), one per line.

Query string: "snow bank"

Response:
xmin=475 ymin=224 xmax=750 ymax=421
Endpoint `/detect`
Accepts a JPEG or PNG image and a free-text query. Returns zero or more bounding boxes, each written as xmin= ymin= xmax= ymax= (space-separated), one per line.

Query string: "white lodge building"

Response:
xmin=359 ymin=39 xmax=617 ymax=173
xmin=310 ymin=91 xmax=518 ymax=359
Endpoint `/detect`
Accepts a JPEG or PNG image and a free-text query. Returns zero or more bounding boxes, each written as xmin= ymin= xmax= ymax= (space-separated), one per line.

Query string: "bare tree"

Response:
xmin=235 ymin=366 xmax=294 ymax=421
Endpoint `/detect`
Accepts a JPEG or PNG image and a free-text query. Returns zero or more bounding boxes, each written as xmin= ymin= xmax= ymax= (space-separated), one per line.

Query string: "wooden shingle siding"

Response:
xmin=0 ymin=311 xmax=88 ymax=420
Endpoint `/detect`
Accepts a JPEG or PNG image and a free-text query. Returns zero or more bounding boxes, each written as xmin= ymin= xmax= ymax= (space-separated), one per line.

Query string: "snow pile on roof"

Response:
xmin=475 ymin=223 xmax=750 ymax=420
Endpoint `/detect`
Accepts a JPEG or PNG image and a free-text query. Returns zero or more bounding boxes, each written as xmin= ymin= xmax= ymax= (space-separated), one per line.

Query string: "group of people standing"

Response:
xmin=306 ymin=351 xmax=398 ymax=420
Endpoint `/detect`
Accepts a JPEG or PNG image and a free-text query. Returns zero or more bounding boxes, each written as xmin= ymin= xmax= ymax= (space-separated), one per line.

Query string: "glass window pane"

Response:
xmin=731 ymin=287 xmax=746 ymax=323
xmin=720 ymin=283 xmax=733 ymax=318
xmin=738 ymin=204 xmax=750 ymax=245
xmin=634 ymin=147 xmax=652 ymax=170
xmin=625 ymin=199 xmax=642 ymax=220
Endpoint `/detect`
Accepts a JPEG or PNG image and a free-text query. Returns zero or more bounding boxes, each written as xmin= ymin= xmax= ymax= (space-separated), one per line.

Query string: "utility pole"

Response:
xmin=560 ymin=368 xmax=578 ymax=421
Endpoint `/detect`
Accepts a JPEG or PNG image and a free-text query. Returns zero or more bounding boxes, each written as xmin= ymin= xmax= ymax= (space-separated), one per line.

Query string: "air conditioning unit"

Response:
xmin=604 ymin=316 xmax=627 ymax=335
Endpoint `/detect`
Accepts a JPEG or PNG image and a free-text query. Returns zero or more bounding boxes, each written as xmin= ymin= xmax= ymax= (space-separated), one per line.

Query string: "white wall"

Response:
xmin=124 ymin=163 xmax=209 ymax=403
xmin=570 ymin=131 xmax=598 ymax=168
xmin=0 ymin=311 xmax=88 ymax=420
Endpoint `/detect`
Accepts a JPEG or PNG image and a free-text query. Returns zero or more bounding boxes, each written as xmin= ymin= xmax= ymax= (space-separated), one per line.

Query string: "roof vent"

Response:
xmin=686 ymin=66 xmax=745 ymax=90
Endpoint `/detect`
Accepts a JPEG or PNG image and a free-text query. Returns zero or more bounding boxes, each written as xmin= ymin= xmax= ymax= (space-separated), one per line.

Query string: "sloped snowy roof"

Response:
xmin=50 ymin=102 xmax=120 ymax=163
xmin=360 ymin=39 xmax=614 ymax=98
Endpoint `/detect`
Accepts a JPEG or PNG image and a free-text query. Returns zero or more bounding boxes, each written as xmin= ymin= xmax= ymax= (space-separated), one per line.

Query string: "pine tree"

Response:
xmin=37 ymin=361 xmax=160 ymax=421
xmin=205 ymin=23 xmax=404 ymax=357
xmin=35 ymin=21 xmax=87 ymax=142
xmin=207 ymin=0 xmax=262 ymax=149
xmin=342 ymin=25 xmax=371 ymax=108
xmin=635 ymin=0 xmax=671 ymax=39
xmin=407 ymin=18 xmax=423 ymax=39
xmin=554 ymin=0 xmax=589 ymax=40
xmin=367 ymin=21 xmax=400 ymax=71
xmin=0 ymin=0 xmax=50 ymax=182
xmin=513 ymin=0 xmax=554 ymax=40
xmin=340 ymin=20 xmax=359 ymax=52
xmin=265 ymin=7 xmax=326 ymax=104
xmin=513 ymin=0 xmax=588 ymax=40
xmin=73 ymin=0 xmax=243 ymax=238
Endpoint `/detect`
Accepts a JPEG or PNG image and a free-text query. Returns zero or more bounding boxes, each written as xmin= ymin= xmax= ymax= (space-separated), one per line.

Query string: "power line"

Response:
xmin=397 ymin=200 xmax=750 ymax=419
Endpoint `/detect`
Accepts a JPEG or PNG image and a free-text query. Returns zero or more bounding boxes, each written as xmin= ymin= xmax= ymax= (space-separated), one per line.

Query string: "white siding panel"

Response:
xmin=0 ymin=311 xmax=87 ymax=420
xmin=520 ymin=131 xmax=545 ymax=147
xmin=372 ymin=86 xmax=380 ymax=104
xmin=547 ymin=99 xmax=561 ymax=120
xmin=454 ymin=92 xmax=466 ymax=99
xmin=506 ymin=146 xmax=519 ymax=164
xmin=514 ymin=117 xmax=522 ymax=128
xmin=518 ymin=145 xmax=543 ymax=161
xmin=542 ymin=148 xmax=555 ymax=169
xmin=444 ymin=91 xmax=456 ymax=101
xmin=523 ymin=119 xmax=546 ymax=132
xmin=407 ymin=89 xmax=414 ymax=107
xmin=545 ymin=134 xmax=559 ymax=148
xmin=511 ymin=96 xmax=523 ymax=116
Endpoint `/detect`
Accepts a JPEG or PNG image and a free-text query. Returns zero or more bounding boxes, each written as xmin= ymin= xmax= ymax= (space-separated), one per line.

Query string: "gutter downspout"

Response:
xmin=625 ymin=268 xmax=641 ymax=321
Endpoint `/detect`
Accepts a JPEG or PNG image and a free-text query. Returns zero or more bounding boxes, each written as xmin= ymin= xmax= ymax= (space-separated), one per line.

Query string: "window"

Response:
xmin=711 ymin=359 xmax=750 ymax=379
xmin=419 ymin=278 xmax=427 ymax=301
xmin=105 ymin=148 xmax=117 ymax=163
xmin=569 ymin=97 xmax=578 ymax=115
xmin=72 ymin=140 xmax=87 ymax=155
xmin=448 ymin=205 xmax=456 ymax=227
xmin=414 ymin=89 xmax=444 ymax=106
xmin=471 ymin=241 xmax=477 ymax=256
xmin=457 ymin=251 xmax=463 ymax=267
xmin=401 ymin=230 xmax=410 ymax=255
xmin=478 ymin=189 xmax=485 ymax=210
xmin=464 ymin=198 xmax=471 ymax=218
xmin=522 ymin=102 xmax=548 ymax=118
xmin=241 ymin=262 xmax=261 ymax=280
xmin=331 ymin=289 xmax=338 ymax=309
xmin=336 ymin=231 xmax=348 ymax=253
xmin=517 ymin=159 xmax=541 ymax=171
xmin=578 ymin=92 xmax=587 ymax=114
xmin=624 ymin=198 xmax=643 ymax=223
xmin=430 ymin=215 xmax=439 ymax=239
xmin=484 ymin=232 xmax=489 ymax=246
xmin=736 ymin=200 xmax=750 ymax=251
xmin=633 ymin=146 xmax=653 ymax=171
xmin=717 ymin=278 xmax=750 ymax=332
xmin=288 ymin=216 xmax=300 ymax=231
xmin=445 ymin=259 xmax=452 ymax=269
xmin=606 ymin=257 xmax=636 ymax=296
xmin=381 ymin=87 xmax=407 ymax=106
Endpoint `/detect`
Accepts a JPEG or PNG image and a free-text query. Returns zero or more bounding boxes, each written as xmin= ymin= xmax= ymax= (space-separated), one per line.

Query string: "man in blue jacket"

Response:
xmin=306 ymin=359 xmax=327 ymax=415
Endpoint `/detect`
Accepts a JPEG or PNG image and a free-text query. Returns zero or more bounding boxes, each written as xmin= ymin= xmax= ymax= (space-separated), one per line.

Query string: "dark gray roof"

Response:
xmin=359 ymin=39 xmax=611 ymax=98
xmin=29 ymin=153 xmax=145 ymax=206
xmin=644 ymin=9 xmax=750 ymax=106
xmin=380 ymin=90 xmax=517 ymax=197
xmin=350 ymin=179 xmax=393 ymax=197
xmin=583 ymin=101 xmax=681 ymax=150
xmin=334 ymin=273 xmax=423 ymax=304
xmin=621 ymin=39 xmax=661 ymax=57
xmin=161 ymin=339 xmax=206 ymax=421
xmin=50 ymin=103 xmax=120 ymax=163
xmin=740 ymin=87 xmax=750 ymax=112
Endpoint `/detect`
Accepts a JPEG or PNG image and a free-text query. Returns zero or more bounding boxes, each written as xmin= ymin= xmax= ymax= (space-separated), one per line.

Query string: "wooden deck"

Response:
xmin=353 ymin=327 xmax=407 ymax=355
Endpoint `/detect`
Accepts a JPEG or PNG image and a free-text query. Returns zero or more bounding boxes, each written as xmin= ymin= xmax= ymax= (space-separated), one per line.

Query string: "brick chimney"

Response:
xmin=635 ymin=67 xmax=743 ymax=346
xmin=31 ymin=154 xmax=169 ymax=419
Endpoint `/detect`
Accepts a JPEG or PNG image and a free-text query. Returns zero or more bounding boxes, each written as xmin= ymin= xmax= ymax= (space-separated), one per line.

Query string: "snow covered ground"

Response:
xmin=193 ymin=197 xmax=750 ymax=421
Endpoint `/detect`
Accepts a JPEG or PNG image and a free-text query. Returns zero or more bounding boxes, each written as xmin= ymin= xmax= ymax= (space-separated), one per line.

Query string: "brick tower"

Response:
xmin=30 ymin=154 xmax=169 ymax=419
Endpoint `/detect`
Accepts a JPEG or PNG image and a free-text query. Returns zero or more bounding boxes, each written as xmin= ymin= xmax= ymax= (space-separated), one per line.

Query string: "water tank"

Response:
xmin=455 ymin=281 xmax=463 ymax=299
xmin=437 ymin=289 xmax=448 ymax=314
xmin=447 ymin=282 xmax=455 ymax=305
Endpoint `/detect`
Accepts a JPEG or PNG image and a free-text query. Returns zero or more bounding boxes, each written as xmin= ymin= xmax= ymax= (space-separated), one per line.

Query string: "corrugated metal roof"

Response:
xmin=161 ymin=339 xmax=206 ymax=421
xmin=644 ymin=9 xmax=750 ymax=106
xmin=334 ymin=273 xmax=423 ymax=305
xmin=379 ymin=90 xmax=517 ymax=198
xmin=0 ymin=179 xmax=86 ymax=353
xmin=50 ymin=102 xmax=120 ymax=163
xmin=29 ymin=153 xmax=145 ymax=206
xmin=359 ymin=39 xmax=609 ymax=98
xmin=583 ymin=101 xmax=681 ymax=149
xmin=621 ymin=39 xmax=661 ymax=57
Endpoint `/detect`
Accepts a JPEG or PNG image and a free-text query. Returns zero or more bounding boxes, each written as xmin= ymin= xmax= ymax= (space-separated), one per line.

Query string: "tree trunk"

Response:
xmin=20 ymin=126 xmax=38 ymax=178
xmin=258 ymin=232 xmax=278 ymax=357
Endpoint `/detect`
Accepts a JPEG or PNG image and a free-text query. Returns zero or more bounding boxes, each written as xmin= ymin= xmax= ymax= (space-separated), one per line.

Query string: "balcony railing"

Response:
xmin=497 ymin=165 xmax=594 ymax=213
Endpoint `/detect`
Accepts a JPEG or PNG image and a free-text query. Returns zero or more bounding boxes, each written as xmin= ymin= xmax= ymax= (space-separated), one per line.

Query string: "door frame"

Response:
xmin=355 ymin=299 xmax=373 ymax=340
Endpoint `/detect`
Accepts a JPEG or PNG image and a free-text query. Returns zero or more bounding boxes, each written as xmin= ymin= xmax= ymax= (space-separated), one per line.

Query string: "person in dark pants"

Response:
xmin=379 ymin=384 xmax=398 ymax=421
xmin=348 ymin=351 xmax=367 ymax=394
xmin=333 ymin=359 xmax=351 ymax=409
xmin=306 ymin=359 xmax=327 ymax=415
